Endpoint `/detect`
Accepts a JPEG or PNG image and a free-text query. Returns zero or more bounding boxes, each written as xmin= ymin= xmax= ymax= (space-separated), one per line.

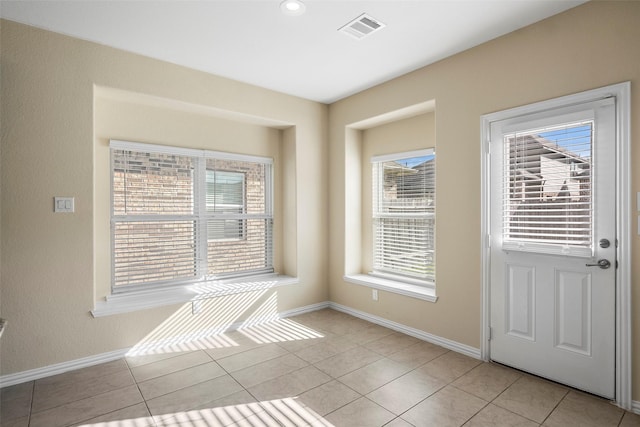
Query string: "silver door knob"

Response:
xmin=586 ymin=259 xmax=611 ymax=269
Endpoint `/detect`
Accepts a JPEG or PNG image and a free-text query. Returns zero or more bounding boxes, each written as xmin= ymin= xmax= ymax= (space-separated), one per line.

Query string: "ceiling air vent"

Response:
xmin=339 ymin=13 xmax=385 ymax=40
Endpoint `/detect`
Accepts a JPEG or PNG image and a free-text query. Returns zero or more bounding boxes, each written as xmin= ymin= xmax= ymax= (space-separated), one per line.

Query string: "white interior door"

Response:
xmin=489 ymin=98 xmax=616 ymax=399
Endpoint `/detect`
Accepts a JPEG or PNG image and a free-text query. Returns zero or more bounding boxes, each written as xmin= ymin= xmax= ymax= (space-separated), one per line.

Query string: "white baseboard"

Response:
xmin=329 ymin=302 xmax=481 ymax=359
xmin=0 ymin=348 xmax=130 ymax=389
xmin=630 ymin=400 xmax=640 ymax=414
xmin=0 ymin=301 xmax=331 ymax=388
xmin=280 ymin=301 xmax=331 ymax=318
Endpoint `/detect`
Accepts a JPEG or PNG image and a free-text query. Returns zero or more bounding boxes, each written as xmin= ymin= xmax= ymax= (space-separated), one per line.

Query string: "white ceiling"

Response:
xmin=1 ymin=0 xmax=586 ymax=104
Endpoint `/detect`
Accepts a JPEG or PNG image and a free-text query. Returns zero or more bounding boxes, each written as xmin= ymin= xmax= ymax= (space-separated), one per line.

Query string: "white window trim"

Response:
xmin=92 ymin=274 xmax=298 ymax=317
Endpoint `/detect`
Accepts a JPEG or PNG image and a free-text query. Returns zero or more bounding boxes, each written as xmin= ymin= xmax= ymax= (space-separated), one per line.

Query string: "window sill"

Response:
xmin=343 ymin=274 xmax=438 ymax=302
xmin=91 ymin=274 xmax=299 ymax=318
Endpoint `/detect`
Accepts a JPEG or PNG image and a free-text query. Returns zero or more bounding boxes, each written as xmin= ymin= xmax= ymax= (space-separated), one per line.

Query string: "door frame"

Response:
xmin=480 ymin=82 xmax=632 ymax=409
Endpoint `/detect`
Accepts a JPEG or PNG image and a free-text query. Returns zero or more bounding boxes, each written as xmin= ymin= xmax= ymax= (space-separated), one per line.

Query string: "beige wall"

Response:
xmin=329 ymin=0 xmax=640 ymax=399
xmin=0 ymin=19 xmax=328 ymax=375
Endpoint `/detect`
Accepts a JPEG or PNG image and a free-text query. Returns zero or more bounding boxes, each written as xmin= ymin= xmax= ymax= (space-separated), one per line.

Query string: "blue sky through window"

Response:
xmin=538 ymin=123 xmax=592 ymax=159
xmin=398 ymin=154 xmax=435 ymax=168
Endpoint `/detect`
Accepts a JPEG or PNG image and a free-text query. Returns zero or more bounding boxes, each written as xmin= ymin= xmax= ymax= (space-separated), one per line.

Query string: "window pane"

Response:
xmin=373 ymin=152 xmax=435 ymax=282
xmin=374 ymin=217 xmax=435 ymax=281
xmin=206 ymin=170 xmax=245 ymax=214
xmin=503 ymin=121 xmax=593 ymax=248
xmin=206 ymin=159 xmax=267 ymax=215
xmin=207 ymin=218 xmax=272 ymax=277
xmin=113 ymin=220 xmax=197 ymax=287
xmin=376 ymin=155 xmax=435 ymax=214
xmin=207 ymin=218 xmax=244 ymax=241
xmin=113 ymin=150 xmax=194 ymax=216
xmin=206 ymin=170 xmax=246 ymax=240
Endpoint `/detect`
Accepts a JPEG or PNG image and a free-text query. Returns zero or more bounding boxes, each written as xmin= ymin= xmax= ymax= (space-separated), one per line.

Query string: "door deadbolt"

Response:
xmin=599 ymin=239 xmax=611 ymax=248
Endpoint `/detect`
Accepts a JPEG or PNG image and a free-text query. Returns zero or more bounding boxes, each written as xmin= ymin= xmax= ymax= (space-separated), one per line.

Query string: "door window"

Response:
xmin=501 ymin=117 xmax=594 ymax=257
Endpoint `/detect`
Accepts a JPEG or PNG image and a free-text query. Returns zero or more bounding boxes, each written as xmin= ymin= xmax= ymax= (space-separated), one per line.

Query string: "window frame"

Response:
xmin=499 ymin=109 xmax=597 ymax=258
xmin=370 ymin=148 xmax=436 ymax=289
xmin=109 ymin=139 xmax=274 ymax=295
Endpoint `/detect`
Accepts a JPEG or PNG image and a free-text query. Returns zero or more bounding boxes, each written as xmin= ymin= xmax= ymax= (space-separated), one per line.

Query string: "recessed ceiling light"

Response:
xmin=280 ymin=0 xmax=306 ymax=16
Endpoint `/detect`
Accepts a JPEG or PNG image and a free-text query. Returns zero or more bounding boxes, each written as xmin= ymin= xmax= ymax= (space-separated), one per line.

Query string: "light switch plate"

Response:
xmin=54 ymin=197 xmax=74 ymax=213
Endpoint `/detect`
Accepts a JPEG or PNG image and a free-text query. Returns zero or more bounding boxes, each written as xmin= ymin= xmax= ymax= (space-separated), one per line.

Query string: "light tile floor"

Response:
xmin=2 ymin=308 xmax=640 ymax=426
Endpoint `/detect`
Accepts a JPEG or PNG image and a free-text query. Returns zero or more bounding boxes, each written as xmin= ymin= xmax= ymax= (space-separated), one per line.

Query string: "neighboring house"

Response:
xmin=385 ymin=158 xmax=435 ymax=205
xmin=508 ymin=133 xmax=590 ymax=202
xmin=506 ymin=133 xmax=591 ymax=246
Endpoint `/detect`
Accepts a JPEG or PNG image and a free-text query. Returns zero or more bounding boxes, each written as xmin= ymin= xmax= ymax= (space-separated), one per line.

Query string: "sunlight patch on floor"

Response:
xmin=125 ymin=289 xmax=324 ymax=357
xmin=238 ymin=293 xmax=324 ymax=344
xmin=126 ymin=290 xmax=268 ymax=356
xmin=77 ymin=397 xmax=335 ymax=427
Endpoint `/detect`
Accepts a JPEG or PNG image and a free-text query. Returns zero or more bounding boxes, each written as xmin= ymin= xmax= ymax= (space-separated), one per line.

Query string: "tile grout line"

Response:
xmin=468 ymin=370 xmax=515 ymax=425
xmin=131 ymin=351 xmax=218 ymax=394
xmin=393 ymin=380 xmax=449 ymax=422
xmin=28 ymin=360 xmax=134 ymax=415
xmin=234 ymin=344 xmax=317 ymax=426
xmin=30 ymin=386 xmax=151 ymax=427
xmin=124 ymin=356 xmax=159 ymax=427
xmin=188 ymin=348 xmax=268 ymax=425
xmin=458 ymin=399 xmax=492 ymax=427
xmin=300 ymin=330 xmax=454 ymax=423
xmin=244 ymin=340 xmax=367 ymax=424
xmin=27 ymin=380 xmax=35 ymax=427
xmin=538 ymin=388 xmax=570 ymax=426
xmin=420 ymin=374 xmax=515 ymax=426
xmin=28 ymin=367 xmax=148 ymax=427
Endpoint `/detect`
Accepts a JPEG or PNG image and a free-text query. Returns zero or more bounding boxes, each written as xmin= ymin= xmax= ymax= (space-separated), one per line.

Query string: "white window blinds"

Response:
xmin=502 ymin=120 xmax=593 ymax=256
xmin=110 ymin=140 xmax=273 ymax=292
xmin=372 ymin=149 xmax=435 ymax=284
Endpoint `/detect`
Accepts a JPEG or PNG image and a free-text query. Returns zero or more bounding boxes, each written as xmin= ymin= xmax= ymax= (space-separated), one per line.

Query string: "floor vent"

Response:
xmin=339 ymin=13 xmax=385 ymax=40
